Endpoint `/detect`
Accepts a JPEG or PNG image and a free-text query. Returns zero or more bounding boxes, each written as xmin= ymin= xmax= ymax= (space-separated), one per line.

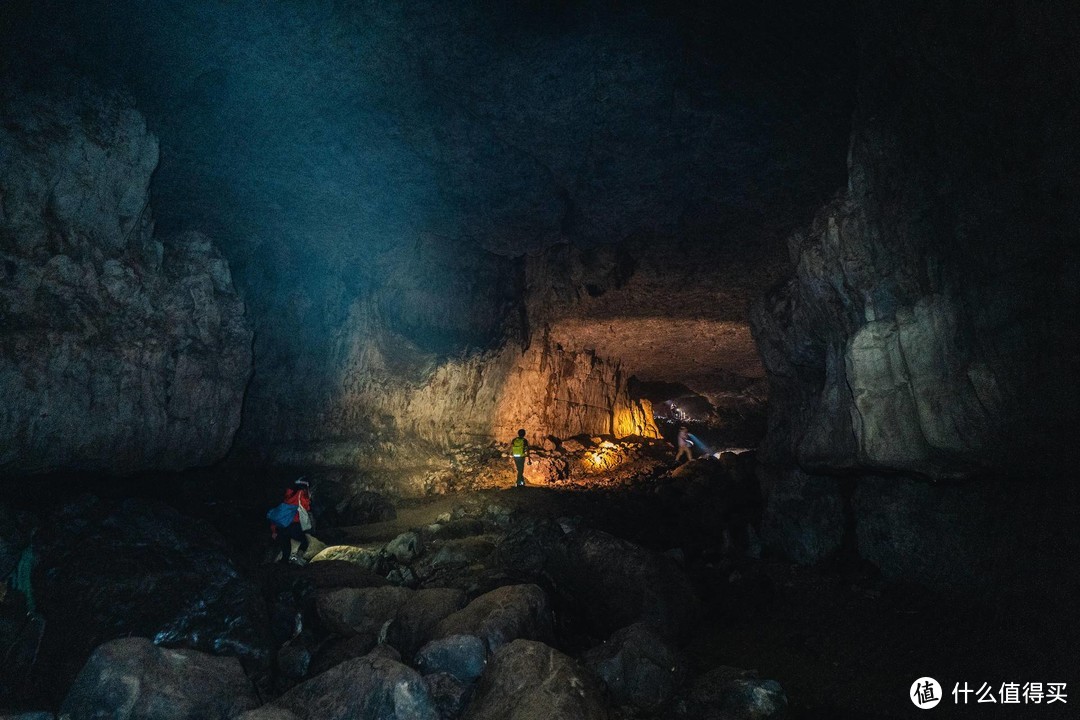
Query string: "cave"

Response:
xmin=1 ymin=1 xmax=1077 ymax=718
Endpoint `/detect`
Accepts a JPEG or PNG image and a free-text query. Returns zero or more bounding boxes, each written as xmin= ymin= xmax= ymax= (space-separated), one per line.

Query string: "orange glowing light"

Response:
xmin=581 ymin=441 xmax=627 ymax=472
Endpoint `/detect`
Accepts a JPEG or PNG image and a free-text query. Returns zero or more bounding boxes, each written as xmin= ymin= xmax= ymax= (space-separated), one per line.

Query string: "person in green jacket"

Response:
xmin=510 ymin=429 xmax=530 ymax=487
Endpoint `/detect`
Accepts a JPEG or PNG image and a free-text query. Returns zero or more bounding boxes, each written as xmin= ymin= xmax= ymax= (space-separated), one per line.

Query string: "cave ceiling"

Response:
xmin=5 ymin=0 xmax=856 ymax=389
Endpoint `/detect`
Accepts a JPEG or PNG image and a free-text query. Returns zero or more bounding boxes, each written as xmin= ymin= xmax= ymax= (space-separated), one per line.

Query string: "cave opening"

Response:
xmin=2 ymin=0 xmax=1079 ymax=717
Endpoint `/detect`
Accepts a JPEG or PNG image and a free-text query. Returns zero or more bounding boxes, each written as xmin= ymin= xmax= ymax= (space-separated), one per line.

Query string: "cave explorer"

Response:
xmin=510 ymin=429 xmax=531 ymax=487
xmin=268 ymin=477 xmax=313 ymax=566
xmin=675 ymin=426 xmax=693 ymax=463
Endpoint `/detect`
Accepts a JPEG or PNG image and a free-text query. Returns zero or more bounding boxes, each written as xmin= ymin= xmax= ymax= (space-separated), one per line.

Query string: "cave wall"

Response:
xmin=2 ymin=0 xmax=853 ymax=478
xmin=753 ymin=1 xmax=1080 ymax=583
xmin=237 ymin=239 xmax=657 ymax=488
xmin=0 ymin=78 xmax=252 ymax=475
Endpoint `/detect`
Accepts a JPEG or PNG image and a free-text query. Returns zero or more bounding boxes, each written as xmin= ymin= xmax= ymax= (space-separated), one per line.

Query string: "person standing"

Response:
xmin=271 ymin=477 xmax=313 ymax=565
xmin=675 ymin=426 xmax=693 ymax=463
xmin=510 ymin=429 xmax=530 ymax=487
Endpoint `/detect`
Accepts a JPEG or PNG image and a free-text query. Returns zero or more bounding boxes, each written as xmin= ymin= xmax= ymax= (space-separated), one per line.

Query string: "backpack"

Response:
xmin=511 ymin=437 xmax=527 ymax=457
xmin=267 ymin=503 xmax=297 ymax=529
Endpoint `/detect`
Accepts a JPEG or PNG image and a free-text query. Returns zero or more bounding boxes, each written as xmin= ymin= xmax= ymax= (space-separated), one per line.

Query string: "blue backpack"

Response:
xmin=267 ymin=503 xmax=296 ymax=528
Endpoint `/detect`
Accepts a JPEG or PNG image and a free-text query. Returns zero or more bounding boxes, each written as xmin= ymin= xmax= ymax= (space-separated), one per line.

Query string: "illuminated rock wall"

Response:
xmin=0 ymin=79 xmax=252 ymax=475
xmin=753 ymin=1 xmax=1080 ymax=584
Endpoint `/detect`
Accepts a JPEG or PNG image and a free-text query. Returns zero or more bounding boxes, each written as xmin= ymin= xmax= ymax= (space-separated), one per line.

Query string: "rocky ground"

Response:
xmin=1 ymin=446 xmax=1075 ymax=720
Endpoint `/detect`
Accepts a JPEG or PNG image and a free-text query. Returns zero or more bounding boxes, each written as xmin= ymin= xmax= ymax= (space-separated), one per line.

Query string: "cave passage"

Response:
xmin=1 ymin=0 xmax=1079 ymax=718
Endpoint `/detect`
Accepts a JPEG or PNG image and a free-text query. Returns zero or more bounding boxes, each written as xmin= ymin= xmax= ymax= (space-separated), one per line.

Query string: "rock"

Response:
xmin=35 ymin=497 xmax=270 ymax=698
xmin=494 ymin=518 xmax=566 ymax=576
xmin=719 ymin=680 xmax=787 ymax=719
xmin=311 ymin=545 xmax=383 ymax=573
xmin=429 ymin=538 xmax=496 ymax=568
xmin=748 ymin=1 xmax=1080 ymax=584
xmin=262 ymin=559 xmax=389 ymax=593
xmin=681 ymin=666 xmax=788 ymax=720
xmin=760 ymin=470 xmax=846 ymax=565
xmin=415 ymin=634 xmax=487 ymax=683
xmin=236 ymin=710 xmax=301 ymax=720
xmin=386 ymin=531 xmax=423 ymax=564
xmin=433 ymin=584 xmax=552 ymax=654
xmin=277 ymin=639 xmax=312 ymax=680
xmin=548 ymin=528 xmax=698 ymax=639
xmin=0 ymin=79 xmax=251 ymax=476
xmin=262 ymin=655 xmax=438 ymax=720
xmin=424 ymin=672 xmax=471 ymax=719
xmin=0 ymin=713 xmax=54 ymax=720
xmin=464 ymin=639 xmax=612 ymax=720
xmin=387 ymin=588 xmax=468 ymax=660
xmin=316 ymin=586 xmax=412 ymax=646
xmin=582 ymin=622 xmax=687 ymax=711
xmin=308 ymin=635 xmax=380 ymax=678
xmin=61 ymin=637 xmax=258 ymax=720
xmin=426 ymin=519 xmax=487 ymax=540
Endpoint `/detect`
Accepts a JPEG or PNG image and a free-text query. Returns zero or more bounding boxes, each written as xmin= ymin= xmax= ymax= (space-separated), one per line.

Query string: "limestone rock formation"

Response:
xmin=0 ymin=77 xmax=251 ymax=475
xmin=754 ymin=3 xmax=1079 ymax=480
xmin=752 ymin=1 xmax=1080 ymax=583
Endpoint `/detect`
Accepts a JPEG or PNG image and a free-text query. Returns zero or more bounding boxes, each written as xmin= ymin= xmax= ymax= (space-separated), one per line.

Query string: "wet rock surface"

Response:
xmin=33 ymin=497 xmax=271 ymax=698
xmin=0 ymin=78 xmax=251 ymax=476
xmin=61 ymin=637 xmax=259 ymax=720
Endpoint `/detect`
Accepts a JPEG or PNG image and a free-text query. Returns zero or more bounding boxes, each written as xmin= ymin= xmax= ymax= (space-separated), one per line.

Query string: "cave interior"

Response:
xmin=1 ymin=0 xmax=1078 ymax=718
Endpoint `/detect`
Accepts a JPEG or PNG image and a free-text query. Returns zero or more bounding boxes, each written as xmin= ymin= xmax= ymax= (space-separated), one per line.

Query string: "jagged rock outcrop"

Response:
xmin=0 ymin=77 xmax=251 ymax=475
xmin=752 ymin=2 xmax=1080 ymax=581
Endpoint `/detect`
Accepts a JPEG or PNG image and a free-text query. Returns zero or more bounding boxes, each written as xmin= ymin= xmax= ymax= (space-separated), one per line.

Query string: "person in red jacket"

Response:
xmin=272 ymin=477 xmax=312 ymax=565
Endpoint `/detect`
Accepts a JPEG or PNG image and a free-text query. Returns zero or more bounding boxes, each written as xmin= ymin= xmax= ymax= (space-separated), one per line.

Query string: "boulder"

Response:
xmin=548 ymin=528 xmax=698 ymax=639
xmin=415 ymin=634 xmax=487 ymax=683
xmin=760 ymin=469 xmax=846 ymax=566
xmin=264 ymin=559 xmax=388 ymax=591
xmin=236 ymin=710 xmax=301 ymax=720
xmin=35 ymin=497 xmax=271 ymax=697
xmin=61 ymin=637 xmax=258 ymax=720
xmin=433 ymin=584 xmax=552 ymax=654
xmin=310 ymin=545 xmax=382 ymax=571
xmin=681 ymin=666 xmax=788 ymax=720
xmin=424 ymin=672 xmax=471 ymax=719
xmin=428 ymin=538 xmax=496 ymax=569
xmin=316 ymin=586 xmax=412 ymax=646
xmin=262 ymin=654 xmax=438 ymax=720
xmin=582 ymin=622 xmax=687 ymax=711
xmin=464 ymin=640 xmax=611 ymax=720
xmin=386 ymin=532 xmax=424 ymax=564
xmin=493 ymin=518 xmax=566 ymax=576
xmin=308 ymin=636 xmax=389 ymax=678
xmin=387 ymin=587 xmax=467 ymax=660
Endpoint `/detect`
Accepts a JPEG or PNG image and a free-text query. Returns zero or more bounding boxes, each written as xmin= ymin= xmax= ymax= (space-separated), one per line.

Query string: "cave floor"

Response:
xmin=318 ymin=486 xmax=1076 ymax=720
xmin=18 ymin=471 xmax=1076 ymax=719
